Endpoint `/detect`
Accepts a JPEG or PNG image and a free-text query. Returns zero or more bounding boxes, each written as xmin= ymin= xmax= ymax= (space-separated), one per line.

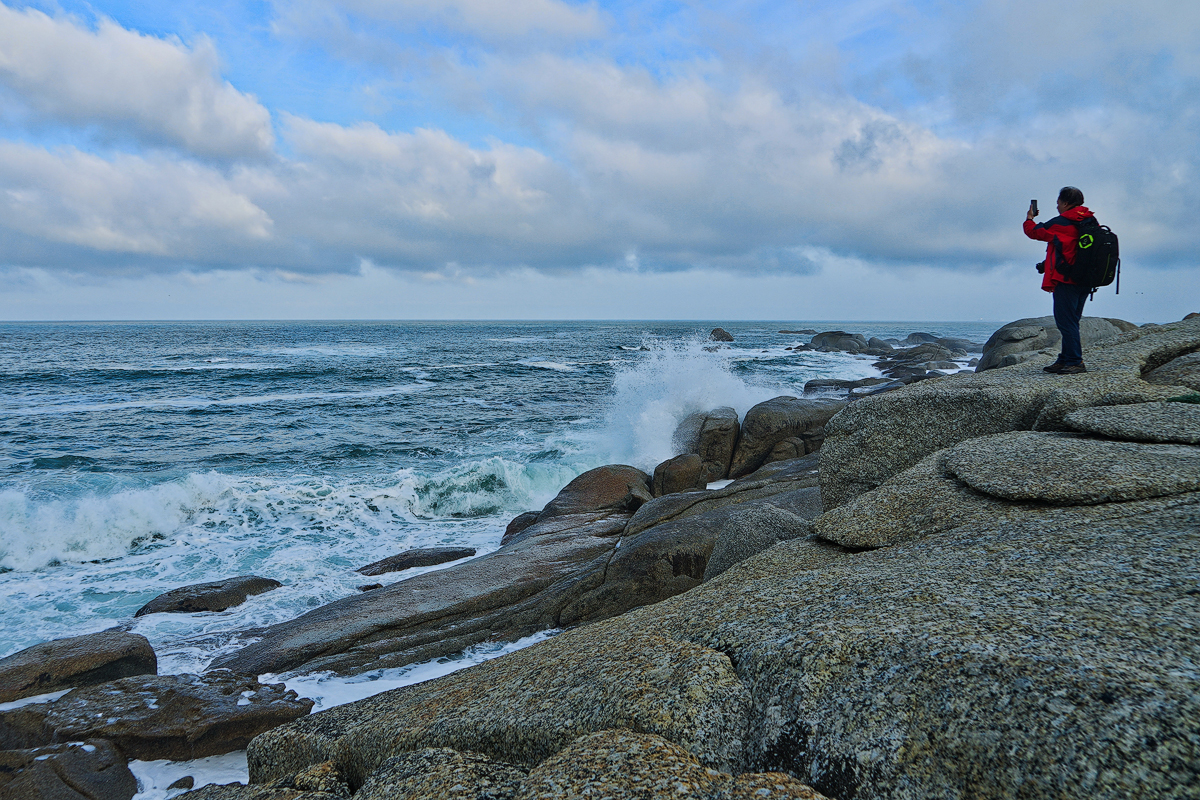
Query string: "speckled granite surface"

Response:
xmin=1065 ymin=401 xmax=1200 ymax=444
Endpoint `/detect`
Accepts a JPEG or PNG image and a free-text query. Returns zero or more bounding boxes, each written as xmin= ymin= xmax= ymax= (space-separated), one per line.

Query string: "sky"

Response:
xmin=0 ymin=0 xmax=1197 ymax=322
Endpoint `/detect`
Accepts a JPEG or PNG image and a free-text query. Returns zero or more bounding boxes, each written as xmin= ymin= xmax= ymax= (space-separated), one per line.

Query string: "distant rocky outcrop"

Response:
xmin=709 ymin=328 xmax=734 ymax=342
xmin=135 ymin=576 xmax=282 ymax=617
xmin=809 ymin=331 xmax=867 ymax=353
xmin=0 ymin=630 xmax=157 ymax=703
xmin=975 ymin=315 xmax=1137 ymax=372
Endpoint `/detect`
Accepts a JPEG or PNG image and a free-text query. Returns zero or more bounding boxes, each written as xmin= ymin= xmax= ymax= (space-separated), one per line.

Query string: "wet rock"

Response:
xmin=170 ymin=776 xmax=196 ymax=790
xmin=1064 ymin=401 xmax=1200 ymax=444
xmin=0 ymin=740 xmax=136 ymax=800
xmin=501 ymin=512 xmax=540 ymax=544
xmin=1143 ymin=350 xmax=1200 ymax=391
xmin=779 ymin=329 xmax=817 ymax=334
xmin=0 ymin=671 xmax=313 ymax=761
xmin=135 ymin=576 xmax=282 ymax=617
xmin=356 ymin=584 xmax=382 ymax=592
xmin=728 ymin=397 xmax=845 ymax=478
xmin=866 ymin=337 xmax=894 ymax=353
xmin=975 ymin=316 xmax=1136 ymax=372
xmin=210 ymin=512 xmax=629 ymax=676
xmin=356 ymin=547 xmax=476 ymax=576
xmin=652 ymin=453 xmax=705 ymax=497
xmin=355 ymin=748 xmax=525 ymax=800
xmin=942 ymin=431 xmax=1200 ymax=504
xmin=710 ymin=328 xmax=734 ymax=342
xmin=536 ymin=465 xmax=651 ymax=521
xmin=802 ymin=377 xmax=891 ymax=394
xmin=0 ymin=630 xmax=156 ymax=703
xmin=672 ymin=407 xmax=739 ymax=483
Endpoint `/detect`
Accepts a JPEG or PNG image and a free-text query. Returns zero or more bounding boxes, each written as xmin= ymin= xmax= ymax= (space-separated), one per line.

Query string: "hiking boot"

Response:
xmin=1058 ymin=363 xmax=1088 ymax=374
xmin=1042 ymin=361 xmax=1065 ymax=373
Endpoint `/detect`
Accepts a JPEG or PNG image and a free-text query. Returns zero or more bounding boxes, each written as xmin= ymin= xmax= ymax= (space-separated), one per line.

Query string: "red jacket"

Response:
xmin=1023 ymin=205 xmax=1093 ymax=292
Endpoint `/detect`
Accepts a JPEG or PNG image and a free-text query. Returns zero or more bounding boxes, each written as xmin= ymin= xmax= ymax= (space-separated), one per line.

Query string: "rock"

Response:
xmin=135 ymin=576 xmax=282 ymax=617
xmin=902 ymin=332 xmax=939 ymax=344
xmin=975 ymin=316 xmax=1137 ymax=372
xmin=175 ymin=784 xmax=337 ymax=799
xmin=0 ymin=630 xmax=157 ymax=703
xmin=289 ymin=761 xmax=351 ymax=797
xmin=356 ymin=547 xmax=477 ymax=576
xmin=210 ymin=511 xmax=630 ymax=676
xmin=247 ymin=627 xmax=750 ymax=785
xmin=809 ymin=331 xmax=867 ymax=353
xmin=651 ymin=454 xmax=705 ymax=497
xmin=710 ymin=328 xmax=734 ymax=342
xmin=820 ymin=316 xmax=1200 ymax=509
xmin=170 ymin=776 xmax=197 ymax=790
xmin=942 ymin=431 xmax=1200 ymax=504
xmin=1143 ymin=350 xmax=1200 ymax=391
xmin=356 ymin=584 xmax=382 ymax=592
xmin=765 ymin=437 xmax=805 ymax=462
xmin=0 ymin=672 xmax=313 ymax=761
xmin=779 ymin=329 xmax=817 ymax=334
xmin=354 ymin=748 xmax=525 ymax=800
xmin=728 ymin=397 xmax=845 ymax=478
xmin=514 ymin=729 xmax=830 ymax=800
xmin=536 ymin=465 xmax=651 ymax=521
xmin=501 ymin=512 xmax=540 ymax=544
xmin=802 ymin=378 xmax=891 ymax=394
xmin=866 ymin=337 xmax=894 ymax=353
xmin=1185 ymin=312 xmax=1199 ymax=320
xmin=1064 ymin=401 xmax=1200 ymax=444
xmin=702 ymin=502 xmax=815 ymax=581
xmin=0 ymin=740 xmax=136 ymax=800
xmin=672 ymin=408 xmax=739 ymax=483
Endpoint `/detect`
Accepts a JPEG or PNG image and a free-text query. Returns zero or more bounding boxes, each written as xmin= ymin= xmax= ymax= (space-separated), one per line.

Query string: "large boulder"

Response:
xmin=820 ymin=317 xmax=1200 ymax=509
xmin=672 ymin=407 xmax=739 ymax=482
xmin=0 ymin=630 xmax=157 ymax=703
xmin=651 ymin=453 xmax=705 ymax=497
xmin=0 ymin=740 xmax=137 ymax=800
xmin=1143 ymin=350 xmax=1200 ymax=391
xmin=975 ymin=316 xmax=1137 ymax=372
xmin=728 ymin=397 xmax=845 ymax=478
xmin=135 ymin=576 xmax=282 ymax=616
xmin=356 ymin=547 xmax=476 ymax=577
xmin=536 ymin=465 xmax=651 ymax=521
xmin=0 ymin=672 xmax=313 ymax=761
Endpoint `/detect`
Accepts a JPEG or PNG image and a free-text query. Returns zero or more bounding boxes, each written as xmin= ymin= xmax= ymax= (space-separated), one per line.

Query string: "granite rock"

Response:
xmin=672 ymin=407 xmax=739 ymax=483
xmin=653 ymin=453 xmax=706 ymax=497
xmin=0 ymin=740 xmax=136 ymax=800
xmin=1143 ymin=350 xmax=1200 ymax=391
xmin=809 ymin=332 xmax=867 ymax=353
xmin=710 ymin=328 xmax=734 ymax=342
xmin=354 ymin=748 xmax=525 ymax=800
xmin=729 ymin=397 xmax=845 ymax=478
xmin=942 ymin=431 xmax=1200 ymax=504
xmin=175 ymin=785 xmax=338 ymax=799
xmin=976 ymin=316 xmax=1137 ymax=371
xmin=536 ymin=465 xmax=651 ymax=521
xmin=1064 ymin=401 xmax=1200 ymax=444
xmin=703 ymin=502 xmax=814 ymax=581
xmin=135 ymin=576 xmax=282 ymax=617
xmin=0 ymin=630 xmax=157 ymax=703
xmin=356 ymin=547 xmax=476 ymax=577
xmin=0 ymin=671 xmax=312 ymax=761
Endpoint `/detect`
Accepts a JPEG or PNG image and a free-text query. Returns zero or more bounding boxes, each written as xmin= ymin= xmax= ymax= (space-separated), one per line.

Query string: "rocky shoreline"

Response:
xmin=3 ymin=317 xmax=1198 ymax=799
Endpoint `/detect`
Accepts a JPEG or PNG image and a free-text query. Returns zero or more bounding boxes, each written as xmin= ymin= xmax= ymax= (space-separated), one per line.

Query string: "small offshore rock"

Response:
xmin=0 ymin=629 xmax=157 ymax=703
xmin=0 ymin=739 xmax=137 ymax=800
xmin=0 ymin=671 xmax=314 ymax=761
xmin=135 ymin=576 xmax=282 ymax=616
xmin=357 ymin=547 xmax=476 ymax=576
xmin=170 ymin=776 xmax=197 ymax=790
xmin=710 ymin=328 xmax=734 ymax=342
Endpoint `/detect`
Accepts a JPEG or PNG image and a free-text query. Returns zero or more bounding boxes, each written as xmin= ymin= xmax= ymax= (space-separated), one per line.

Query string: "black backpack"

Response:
xmin=1056 ymin=216 xmax=1121 ymax=293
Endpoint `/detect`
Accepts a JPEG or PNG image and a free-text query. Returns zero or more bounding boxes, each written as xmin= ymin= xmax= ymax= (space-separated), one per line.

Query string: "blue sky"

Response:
xmin=0 ymin=0 xmax=1197 ymax=321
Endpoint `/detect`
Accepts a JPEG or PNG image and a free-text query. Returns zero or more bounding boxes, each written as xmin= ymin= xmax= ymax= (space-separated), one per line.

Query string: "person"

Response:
xmin=1024 ymin=186 xmax=1094 ymax=374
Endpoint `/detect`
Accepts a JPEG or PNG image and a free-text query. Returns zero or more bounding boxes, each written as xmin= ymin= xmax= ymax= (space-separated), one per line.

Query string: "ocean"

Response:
xmin=0 ymin=319 xmax=998 ymax=797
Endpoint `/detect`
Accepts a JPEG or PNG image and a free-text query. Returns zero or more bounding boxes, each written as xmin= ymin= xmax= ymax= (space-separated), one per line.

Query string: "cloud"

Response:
xmin=0 ymin=3 xmax=274 ymax=159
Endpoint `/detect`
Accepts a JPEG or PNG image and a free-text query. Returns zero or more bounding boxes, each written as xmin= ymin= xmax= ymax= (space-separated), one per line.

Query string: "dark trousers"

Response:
xmin=1053 ymin=282 xmax=1090 ymax=365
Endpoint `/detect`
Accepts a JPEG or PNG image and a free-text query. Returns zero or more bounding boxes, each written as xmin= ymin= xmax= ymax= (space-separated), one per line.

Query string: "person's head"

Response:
xmin=1057 ymin=186 xmax=1084 ymax=212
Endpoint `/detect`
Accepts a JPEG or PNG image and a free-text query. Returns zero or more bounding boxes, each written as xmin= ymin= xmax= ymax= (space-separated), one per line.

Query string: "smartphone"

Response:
xmin=1031 ymin=199 xmax=1038 ymax=215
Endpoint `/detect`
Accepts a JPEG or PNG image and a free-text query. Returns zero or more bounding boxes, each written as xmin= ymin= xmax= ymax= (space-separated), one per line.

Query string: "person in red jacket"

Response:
xmin=1024 ymin=186 xmax=1093 ymax=374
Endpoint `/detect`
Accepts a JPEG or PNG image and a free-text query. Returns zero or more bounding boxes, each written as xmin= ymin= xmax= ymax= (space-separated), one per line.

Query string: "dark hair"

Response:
xmin=1058 ymin=186 xmax=1084 ymax=208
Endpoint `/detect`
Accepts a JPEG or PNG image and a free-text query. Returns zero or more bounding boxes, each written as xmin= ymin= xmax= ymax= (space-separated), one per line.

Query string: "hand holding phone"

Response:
xmin=1027 ymin=199 xmax=1038 ymax=221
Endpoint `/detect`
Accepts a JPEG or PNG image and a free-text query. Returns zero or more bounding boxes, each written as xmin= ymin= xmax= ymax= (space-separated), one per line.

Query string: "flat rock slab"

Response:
xmin=1064 ymin=401 xmax=1200 ymax=444
xmin=0 ymin=740 xmax=136 ymax=800
xmin=135 ymin=576 xmax=282 ymax=616
xmin=0 ymin=671 xmax=313 ymax=761
xmin=0 ymin=630 xmax=156 ymax=703
xmin=943 ymin=431 xmax=1200 ymax=504
xmin=356 ymin=547 xmax=477 ymax=576
xmin=1143 ymin=350 xmax=1200 ymax=390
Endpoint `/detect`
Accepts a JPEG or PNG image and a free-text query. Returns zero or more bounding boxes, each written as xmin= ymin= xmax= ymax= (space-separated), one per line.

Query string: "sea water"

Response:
xmin=0 ymin=319 xmax=998 ymax=797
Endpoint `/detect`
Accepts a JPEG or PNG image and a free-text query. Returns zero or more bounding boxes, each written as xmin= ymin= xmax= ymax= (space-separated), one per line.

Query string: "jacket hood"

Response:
xmin=1065 ymin=205 xmax=1093 ymax=221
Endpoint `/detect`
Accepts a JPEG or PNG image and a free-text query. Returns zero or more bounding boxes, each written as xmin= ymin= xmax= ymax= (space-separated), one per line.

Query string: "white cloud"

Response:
xmin=0 ymin=3 xmax=274 ymax=159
